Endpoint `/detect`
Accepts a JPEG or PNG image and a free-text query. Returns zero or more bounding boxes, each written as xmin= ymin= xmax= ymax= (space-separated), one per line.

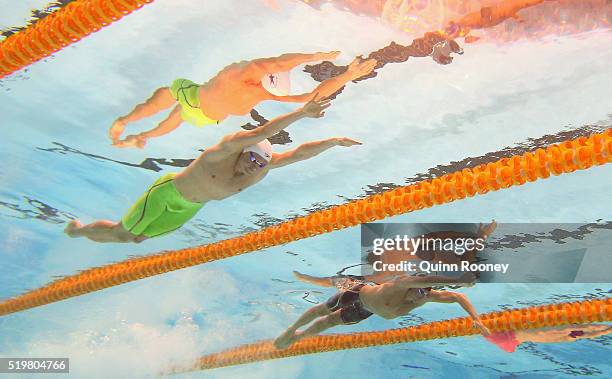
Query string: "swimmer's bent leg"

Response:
xmin=110 ymin=87 xmax=176 ymax=142
xmin=119 ymin=87 xmax=176 ymax=124
xmin=274 ymin=303 xmax=331 ymax=348
xmin=277 ymin=310 xmax=345 ymax=348
xmin=296 ymin=310 xmax=345 ymax=339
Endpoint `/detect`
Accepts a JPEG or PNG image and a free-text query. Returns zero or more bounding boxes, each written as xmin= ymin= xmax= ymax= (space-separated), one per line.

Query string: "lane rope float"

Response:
xmin=166 ymin=298 xmax=611 ymax=372
xmin=0 ymin=0 xmax=155 ymax=79
xmin=0 ymin=129 xmax=609 ymax=317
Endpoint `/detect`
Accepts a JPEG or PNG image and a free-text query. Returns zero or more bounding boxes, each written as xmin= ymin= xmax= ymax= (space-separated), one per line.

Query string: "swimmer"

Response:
xmin=294 ymin=220 xmax=498 ymax=287
xmin=109 ymin=51 xmax=377 ymax=148
xmin=274 ymin=272 xmax=490 ymax=349
xmin=446 ymin=0 xmax=551 ymax=41
xmin=484 ymin=323 xmax=612 ymax=353
xmin=66 ymin=97 xmax=361 ymax=243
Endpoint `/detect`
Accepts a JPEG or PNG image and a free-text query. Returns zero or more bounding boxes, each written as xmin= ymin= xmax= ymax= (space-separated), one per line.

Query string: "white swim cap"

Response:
xmin=261 ymin=71 xmax=291 ymax=96
xmin=243 ymin=139 xmax=273 ymax=163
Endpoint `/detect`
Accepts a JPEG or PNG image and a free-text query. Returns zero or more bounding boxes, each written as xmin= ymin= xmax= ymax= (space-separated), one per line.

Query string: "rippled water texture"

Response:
xmin=0 ymin=1 xmax=611 ymax=378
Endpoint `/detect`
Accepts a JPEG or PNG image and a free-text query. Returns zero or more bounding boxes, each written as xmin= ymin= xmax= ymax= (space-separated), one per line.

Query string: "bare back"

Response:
xmin=360 ymin=282 xmax=431 ymax=319
xmin=199 ymin=61 xmax=274 ymax=119
xmin=173 ymin=148 xmax=269 ymax=203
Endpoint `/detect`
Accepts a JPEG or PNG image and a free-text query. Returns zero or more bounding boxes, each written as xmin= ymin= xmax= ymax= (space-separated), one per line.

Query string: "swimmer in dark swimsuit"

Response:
xmin=485 ymin=323 xmax=612 ymax=352
xmin=497 ymin=324 xmax=612 ymax=351
xmin=274 ymin=272 xmax=490 ymax=349
xmin=324 ymin=283 xmax=373 ymax=324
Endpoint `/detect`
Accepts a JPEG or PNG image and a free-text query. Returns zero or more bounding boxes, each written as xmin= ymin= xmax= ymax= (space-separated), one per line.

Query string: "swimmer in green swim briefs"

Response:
xmin=66 ymin=97 xmax=362 ymax=243
xmin=109 ymin=51 xmax=377 ymax=148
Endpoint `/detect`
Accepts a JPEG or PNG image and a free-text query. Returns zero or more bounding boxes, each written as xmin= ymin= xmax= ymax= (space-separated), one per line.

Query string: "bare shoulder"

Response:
xmin=204 ymin=135 xmax=243 ymax=161
xmin=217 ymin=61 xmax=247 ymax=74
xmin=198 ymin=137 xmax=232 ymax=162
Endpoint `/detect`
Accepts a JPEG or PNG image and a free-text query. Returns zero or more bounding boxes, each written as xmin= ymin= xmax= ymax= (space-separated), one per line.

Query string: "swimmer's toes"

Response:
xmin=273 ymin=338 xmax=288 ymax=350
xmin=274 ymin=330 xmax=295 ymax=349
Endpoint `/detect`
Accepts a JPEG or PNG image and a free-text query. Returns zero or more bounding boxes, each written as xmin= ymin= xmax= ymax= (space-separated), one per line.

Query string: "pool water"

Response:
xmin=0 ymin=1 xmax=610 ymax=378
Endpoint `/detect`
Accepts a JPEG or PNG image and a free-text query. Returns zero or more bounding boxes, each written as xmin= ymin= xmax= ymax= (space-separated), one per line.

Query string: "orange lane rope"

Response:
xmin=0 ymin=0 xmax=155 ymax=79
xmin=0 ymin=129 xmax=610 ymax=316
xmin=166 ymin=298 xmax=611 ymax=372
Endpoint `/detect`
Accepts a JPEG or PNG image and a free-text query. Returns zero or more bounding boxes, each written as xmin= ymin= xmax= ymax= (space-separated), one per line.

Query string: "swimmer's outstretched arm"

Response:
xmin=217 ymin=97 xmax=330 ymax=154
xmin=269 ymin=137 xmax=361 ymax=169
xmin=429 ymin=290 xmax=491 ymax=336
xmin=293 ymin=271 xmax=386 ymax=287
xmin=520 ymin=324 xmax=612 ymax=343
xmin=247 ymin=51 xmax=340 ymax=76
xmin=273 ymin=58 xmax=377 ymax=103
xmin=292 ymin=271 xmax=335 ymax=287
xmin=580 ymin=324 xmax=612 ymax=338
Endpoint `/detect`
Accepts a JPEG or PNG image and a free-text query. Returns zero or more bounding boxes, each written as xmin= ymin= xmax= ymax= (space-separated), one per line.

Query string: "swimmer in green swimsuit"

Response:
xmin=66 ymin=97 xmax=362 ymax=243
xmin=109 ymin=51 xmax=377 ymax=148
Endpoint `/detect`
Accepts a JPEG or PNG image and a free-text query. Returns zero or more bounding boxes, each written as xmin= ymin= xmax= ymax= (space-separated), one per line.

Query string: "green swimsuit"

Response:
xmin=121 ymin=173 xmax=204 ymax=238
xmin=169 ymin=78 xmax=220 ymax=127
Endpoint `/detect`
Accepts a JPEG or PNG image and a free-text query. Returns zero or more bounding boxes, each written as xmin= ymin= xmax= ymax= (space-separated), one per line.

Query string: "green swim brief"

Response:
xmin=121 ymin=173 xmax=204 ymax=238
xmin=169 ymin=78 xmax=219 ymax=127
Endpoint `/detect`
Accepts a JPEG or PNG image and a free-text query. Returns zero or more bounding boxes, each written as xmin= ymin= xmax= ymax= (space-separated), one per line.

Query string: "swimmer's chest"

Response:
xmin=377 ymin=286 xmax=425 ymax=318
xmin=201 ymin=163 xmax=267 ymax=199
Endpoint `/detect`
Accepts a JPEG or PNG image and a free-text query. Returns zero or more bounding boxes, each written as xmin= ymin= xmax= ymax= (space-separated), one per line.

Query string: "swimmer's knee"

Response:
xmin=113 ymin=223 xmax=138 ymax=243
xmin=117 ymin=233 xmax=136 ymax=243
xmin=133 ymin=235 xmax=148 ymax=243
xmin=154 ymin=86 xmax=171 ymax=96
xmin=151 ymin=87 xmax=175 ymax=106
xmin=314 ymin=303 xmax=331 ymax=317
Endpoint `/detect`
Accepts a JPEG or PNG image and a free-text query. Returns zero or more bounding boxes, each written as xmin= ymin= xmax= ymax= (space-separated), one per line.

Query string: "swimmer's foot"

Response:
xmin=346 ymin=57 xmax=377 ymax=80
xmin=109 ymin=118 xmax=126 ymax=144
xmin=274 ymin=328 xmax=297 ymax=349
xmin=64 ymin=220 xmax=82 ymax=238
xmin=113 ymin=134 xmax=147 ymax=149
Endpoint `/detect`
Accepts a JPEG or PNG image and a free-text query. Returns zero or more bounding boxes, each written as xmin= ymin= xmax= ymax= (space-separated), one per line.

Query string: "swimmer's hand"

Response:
xmin=333 ymin=137 xmax=362 ymax=147
xmin=347 ymin=57 xmax=377 ymax=80
xmin=477 ymin=220 xmax=497 ymax=239
xmin=292 ymin=270 xmax=308 ymax=280
xmin=300 ymin=94 xmax=331 ymax=118
xmin=113 ymin=134 xmax=147 ymax=149
xmin=474 ymin=319 xmax=491 ymax=337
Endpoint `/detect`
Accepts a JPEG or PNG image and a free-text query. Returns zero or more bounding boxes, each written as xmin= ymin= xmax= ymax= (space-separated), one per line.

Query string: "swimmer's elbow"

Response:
xmin=449 ymin=293 xmax=466 ymax=303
